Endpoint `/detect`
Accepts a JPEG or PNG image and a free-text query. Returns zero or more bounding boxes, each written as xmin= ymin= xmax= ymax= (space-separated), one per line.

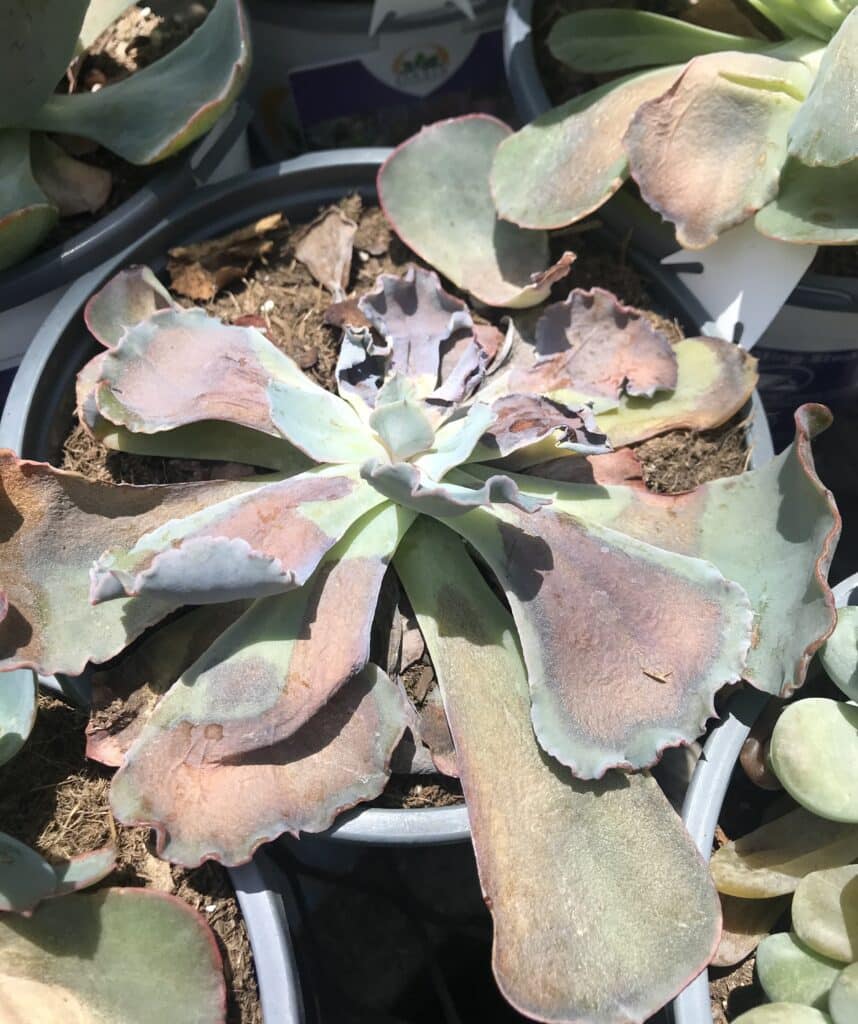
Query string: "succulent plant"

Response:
xmin=0 ymin=0 xmax=250 ymax=270
xmin=489 ymin=2 xmax=857 ymax=249
xmin=0 ymin=670 xmax=226 ymax=1022
xmin=710 ymin=593 xmax=858 ymax=1024
xmin=0 ymin=257 xmax=840 ymax=1023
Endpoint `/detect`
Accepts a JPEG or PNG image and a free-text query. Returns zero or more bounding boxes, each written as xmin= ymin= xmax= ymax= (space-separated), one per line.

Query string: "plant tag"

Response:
xmin=661 ymin=220 xmax=818 ymax=349
xmin=369 ymin=0 xmax=475 ymax=35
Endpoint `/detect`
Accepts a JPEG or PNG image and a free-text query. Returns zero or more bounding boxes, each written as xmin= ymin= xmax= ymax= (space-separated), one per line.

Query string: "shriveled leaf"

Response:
xmin=112 ymin=663 xmax=410 ymax=866
xmin=358 ymin=266 xmax=472 ymax=399
xmin=624 ymin=52 xmax=810 ymax=248
xmin=0 ymin=889 xmax=226 ymax=1023
xmin=788 ymin=9 xmax=858 ymax=167
xmin=710 ymin=807 xmax=858 ymax=897
xmin=756 ymin=932 xmax=843 ymax=1008
xmin=756 ymin=159 xmax=858 ymax=244
xmin=378 ymin=115 xmax=574 ymax=307
xmin=50 ymin=846 xmax=117 ymax=897
xmin=31 ymin=0 xmax=250 ymax=164
xmin=732 ymin=1007 xmax=832 ymax=1024
xmin=0 ymin=669 xmax=36 ymax=768
xmin=829 ymin=961 xmax=858 ymax=1024
xmin=90 ymin=467 xmax=384 ymax=604
xmin=30 ymin=134 xmax=111 ymax=217
xmin=820 ymin=607 xmax=858 ymax=699
xmin=548 ymin=9 xmax=772 ymax=72
xmin=474 ymin=395 xmax=609 ymax=462
xmin=84 ymin=265 xmax=176 ymax=348
xmin=770 ymin=698 xmax=858 ymax=821
xmin=0 ymin=127 xmax=57 ymax=272
xmin=490 ymin=67 xmax=679 ymax=230
xmin=0 ymin=1 xmax=88 ymax=127
xmin=0 ymin=453 xmax=255 ymax=675
xmin=395 ymin=517 xmax=720 ymax=1024
xmin=0 ymin=833 xmax=58 ymax=913
xmin=294 ymin=206 xmax=357 ymax=298
xmin=793 ymin=865 xmax=858 ymax=962
xmin=503 ymin=405 xmax=839 ymax=697
xmin=713 ymin=893 xmax=790 ymax=967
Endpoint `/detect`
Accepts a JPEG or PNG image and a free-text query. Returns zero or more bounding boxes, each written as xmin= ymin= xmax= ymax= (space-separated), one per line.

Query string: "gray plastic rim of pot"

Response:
xmin=672 ymin=575 xmax=857 ymax=1024
xmin=0 ymin=147 xmax=772 ymax=851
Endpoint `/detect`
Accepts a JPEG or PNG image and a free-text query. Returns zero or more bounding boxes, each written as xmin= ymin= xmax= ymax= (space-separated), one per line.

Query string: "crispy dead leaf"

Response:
xmin=293 ymin=206 xmax=357 ymax=299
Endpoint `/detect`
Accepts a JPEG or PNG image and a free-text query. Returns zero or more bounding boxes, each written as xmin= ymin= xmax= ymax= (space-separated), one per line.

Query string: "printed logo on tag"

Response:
xmin=392 ymin=43 xmax=451 ymax=89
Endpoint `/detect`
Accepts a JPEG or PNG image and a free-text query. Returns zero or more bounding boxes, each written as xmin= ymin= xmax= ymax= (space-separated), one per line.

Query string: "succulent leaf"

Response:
xmin=746 ymin=0 xmax=833 ymax=38
xmin=713 ymin=893 xmax=791 ymax=967
xmin=548 ymin=10 xmax=772 ymax=73
xmin=0 ymin=889 xmax=227 ymax=1024
xmin=78 ymin=1 xmax=137 ymax=50
xmin=90 ymin=467 xmax=384 ymax=604
xmin=793 ymin=865 xmax=858 ymax=961
xmin=732 ymin=1006 xmax=832 ymax=1024
xmin=770 ymin=698 xmax=858 ymax=821
xmin=624 ymin=52 xmax=810 ymax=248
xmin=0 ymin=453 xmax=257 ymax=676
xmin=367 ymin=377 xmax=437 ymax=460
xmin=756 ymin=932 xmax=843 ymax=1008
xmin=710 ymin=807 xmax=858 ymax=898
xmin=829 ymin=961 xmax=858 ymax=1024
xmin=378 ymin=115 xmax=574 ymax=307
xmin=0 ymin=833 xmax=59 ymax=913
xmin=0 ymin=669 xmax=36 ymax=768
xmin=84 ymin=265 xmax=177 ymax=348
xmin=30 ymin=134 xmax=112 ymax=217
xmin=50 ymin=846 xmax=118 ymax=898
xmin=490 ymin=67 xmax=679 ymax=230
xmin=31 ymin=0 xmax=250 ymax=165
xmin=417 ymin=403 xmax=496 ymax=480
xmin=0 ymin=127 xmax=57 ymax=271
xmin=394 ymin=516 xmax=720 ymax=1024
xmin=755 ymin=158 xmax=858 ymax=244
xmin=471 ymin=395 xmax=610 ymax=462
xmin=821 ymin=607 xmax=858 ymax=699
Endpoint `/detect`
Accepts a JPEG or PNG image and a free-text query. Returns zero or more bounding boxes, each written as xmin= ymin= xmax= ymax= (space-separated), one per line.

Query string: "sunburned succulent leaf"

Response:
xmin=0 ymin=453 xmax=257 ymax=676
xmin=394 ymin=517 xmax=720 ymax=1024
xmin=770 ymin=699 xmax=858 ymax=822
xmin=548 ymin=10 xmax=772 ymax=73
xmin=788 ymin=9 xmax=858 ymax=166
xmin=84 ymin=265 xmax=177 ymax=348
xmin=820 ymin=607 xmax=858 ymax=699
xmin=710 ymin=807 xmax=858 ymax=897
xmin=503 ymin=405 xmax=839 ymax=697
xmin=756 ymin=932 xmax=843 ymax=1008
xmin=31 ymin=0 xmax=250 ymax=165
xmin=512 ymin=287 xmax=678 ymax=407
xmin=829 ymin=962 xmax=858 ymax=1024
xmin=793 ymin=865 xmax=858 ymax=962
xmin=0 ymin=1 xmax=88 ymax=128
xmin=293 ymin=206 xmax=357 ymax=298
xmin=0 ymin=833 xmax=58 ymax=913
xmin=0 ymin=889 xmax=226 ymax=1023
xmin=113 ymin=661 xmax=410 ymax=867
xmin=0 ymin=669 xmax=36 ymax=768
xmin=0 ymin=127 xmax=57 ymax=271
xmin=471 ymin=395 xmax=610 ymax=462
xmin=624 ymin=52 xmax=811 ymax=248
xmin=30 ymin=135 xmax=112 ymax=217
xmin=713 ymin=893 xmax=791 ymax=967
xmin=361 ymin=460 xmax=548 ymax=518
xmin=90 ymin=467 xmax=384 ymax=604
xmin=358 ymin=266 xmax=473 ymax=398
xmin=440 ymin=489 xmax=752 ymax=777
xmin=490 ymin=67 xmax=679 ymax=230
xmin=755 ymin=158 xmax=858 ymax=244
xmin=429 ymin=323 xmax=502 ymax=404
xmin=378 ymin=115 xmax=574 ymax=307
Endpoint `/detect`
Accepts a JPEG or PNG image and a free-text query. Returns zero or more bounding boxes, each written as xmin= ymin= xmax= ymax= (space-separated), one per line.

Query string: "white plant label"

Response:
xmin=661 ymin=219 xmax=818 ymax=350
xmin=370 ymin=0 xmax=475 ymax=35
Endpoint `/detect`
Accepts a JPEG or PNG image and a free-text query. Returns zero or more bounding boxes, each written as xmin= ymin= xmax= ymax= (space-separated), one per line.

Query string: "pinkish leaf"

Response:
xmin=477 ymin=394 xmax=610 ymax=460
xmin=30 ymin=135 xmax=111 ymax=217
xmin=84 ymin=265 xmax=176 ymax=349
xmin=294 ymin=206 xmax=357 ymax=298
xmin=50 ymin=846 xmax=117 ymax=897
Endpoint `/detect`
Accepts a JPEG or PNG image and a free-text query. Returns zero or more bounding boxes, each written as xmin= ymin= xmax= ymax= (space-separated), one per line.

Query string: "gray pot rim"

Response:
xmin=674 ymin=574 xmax=858 ymax=1024
xmin=1 ymin=147 xmax=770 ymax=850
xmin=0 ymin=102 xmax=250 ymax=315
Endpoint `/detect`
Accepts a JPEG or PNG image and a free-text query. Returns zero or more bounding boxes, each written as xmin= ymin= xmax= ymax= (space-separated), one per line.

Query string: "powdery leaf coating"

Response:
xmin=713 ymin=893 xmax=790 ymax=967
xmin=820 ymin=607 xmax=858 ymax=699
xmin=445 ymin=497 xmax=753 ymax=778
xmin=490 ymin=67 xmax=680 ymax=230
xmin=395 ymin=517 xmax=720 ymax=1024
xmin=829 ymin=961 xmax=858 ymax=1024
xmin=511 ymin=287 xmax=678 ymax=404
xmin=731 ymin=1006 xmax=833 ymax=1024
xmin=0 ymin=832 xmax=58 ymax=913
xmin=0 ymin=889 xmax=227 ymax=1024
xmin=710 ymin=808 xmax=858 ymax=898
xmin=793 ymin=865 xmax=858 ymax=962
xmin=84 ymin=265 xmax=176 ymax=349
xmin=770 ymin=698 xmax=858 ymax=822
xmin=0 ymin=668 xmax=36 ymax=767
xmin=624 ymin=52 xmax=810 ymax=248
xmin=756 ymin=932 xmax=843 ymax=1008
xmin=378 ymin=114 xmax=574 ymax=307
xmin=756 ymin=159 xmax=858 ymax=245
xmin=49 ymin=846 xmax=118 ymax=898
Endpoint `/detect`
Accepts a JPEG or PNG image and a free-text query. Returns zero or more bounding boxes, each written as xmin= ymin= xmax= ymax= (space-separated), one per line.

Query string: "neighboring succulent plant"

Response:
xmin=710 ymin=595 xmax=858 ymax=1024
xmin=0 ymin=669 xmax=226 ymax=1022
xmin=489 ymin=1 xmax=857 ymax=249
xmin=0 ymin=0 xmax=250 ymax=270
xmin=0 ymin=258 xmax=840 ymax=1024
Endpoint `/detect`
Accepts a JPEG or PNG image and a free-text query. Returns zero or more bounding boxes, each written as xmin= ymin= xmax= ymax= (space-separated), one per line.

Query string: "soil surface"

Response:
xmin=0 ymin=697 xmax=260 ymax=1024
